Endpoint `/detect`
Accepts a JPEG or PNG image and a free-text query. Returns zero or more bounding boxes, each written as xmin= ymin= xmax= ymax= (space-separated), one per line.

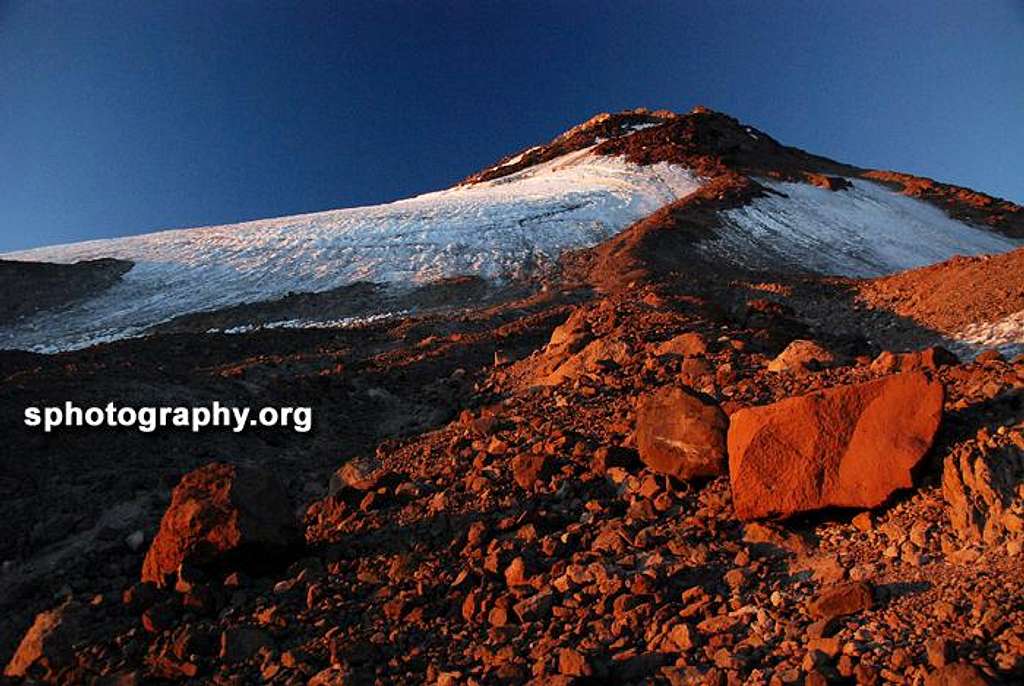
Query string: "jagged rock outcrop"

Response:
xmin=942 ymin=422 xmax=1024 ymax=542
xmin=141 ymin=463 xmax=301 ymax=587
xmin=4 ymin=601 xmax=92 ymax=679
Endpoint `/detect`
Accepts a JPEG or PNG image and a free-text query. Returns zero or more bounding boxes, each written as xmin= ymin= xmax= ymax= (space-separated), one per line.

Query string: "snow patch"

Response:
xmin=952 ymin=310 xmax=1024 ymax=359
xmin=707 ymin=178 xmax=1018 ymax=277
xmin=213 ymin=311 xmax=407 ymax=335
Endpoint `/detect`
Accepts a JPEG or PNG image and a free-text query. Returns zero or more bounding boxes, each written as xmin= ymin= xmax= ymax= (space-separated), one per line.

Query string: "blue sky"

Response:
xmin=1 ymin=1 xmax=1022 ymax=251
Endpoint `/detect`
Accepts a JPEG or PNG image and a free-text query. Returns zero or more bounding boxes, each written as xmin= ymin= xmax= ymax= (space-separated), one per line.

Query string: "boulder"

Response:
xmin=767 ymin=339 xmax=837 ymax=374
xmin=807 ymin=582 xmax=874 ymax=621
xmin=942 ymin=425 xmax=1024 ymax=542
xmin=654 ymin=332 xmax=708 ymax=358
xmin=728 ymin=372 xmax=943 ymax=520
xmin=636 ymin=386 xmax=728 ymax=480
xmin=539 ymin=337 xmax=631 ymax=386
xmin=870 ymin=346 xmax=959 ymax=374
xmin=4 ymin=600 xmax=90 ymax=678
xmin=546 ymin=308 xmax=592 ymax=355
xmin=142 ymin=462 xmax=301 ymax=587
xmin=529 ymin=308 xmax=636 ymax=386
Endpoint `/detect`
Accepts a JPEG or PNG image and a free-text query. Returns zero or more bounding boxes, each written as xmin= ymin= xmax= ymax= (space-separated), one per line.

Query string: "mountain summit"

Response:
xmin=1 ymin=107 xmax=1021 ymax=352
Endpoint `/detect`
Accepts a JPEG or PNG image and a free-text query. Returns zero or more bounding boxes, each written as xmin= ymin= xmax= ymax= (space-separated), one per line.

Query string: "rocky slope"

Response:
xmin=1 ymin=108 xmax=1023 ymax=685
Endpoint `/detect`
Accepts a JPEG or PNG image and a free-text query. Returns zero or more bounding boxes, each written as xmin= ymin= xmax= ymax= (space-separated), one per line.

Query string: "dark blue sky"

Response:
xmin=1 ymin=1 xmax=1022 ymax=252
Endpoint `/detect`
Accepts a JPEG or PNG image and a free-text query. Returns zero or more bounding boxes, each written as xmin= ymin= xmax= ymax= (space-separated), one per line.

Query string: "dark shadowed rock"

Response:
xmin=636 ymin=386 xmax=728 ymax=480
xmin=141 ymin=462 xmax=301 ymax=587
xmin=4 ymin=601 xmax=91 ymax=678
xmin=728 ymin=372 xmax=943 ymax=520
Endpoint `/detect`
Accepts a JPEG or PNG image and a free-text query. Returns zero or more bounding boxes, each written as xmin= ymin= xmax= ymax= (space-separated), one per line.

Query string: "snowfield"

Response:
xmin=709 ymin=178 xmax=1017 ymax=277
xmin=1 ymin=157 xmax=1020 ymax=353
xmin=1 ymin=149 xmax=701 ymax=351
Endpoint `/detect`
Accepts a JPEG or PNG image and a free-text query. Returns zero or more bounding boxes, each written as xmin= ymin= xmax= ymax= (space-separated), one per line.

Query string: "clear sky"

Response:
xmin=1 ymin=1 xmax=1022 ymax=252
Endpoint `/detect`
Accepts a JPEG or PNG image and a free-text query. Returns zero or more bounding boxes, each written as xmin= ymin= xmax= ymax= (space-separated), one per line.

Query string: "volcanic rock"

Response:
xmin=942 ymin=424 xmax=1024 ymax=542
xmin=654 ymin=332 xmax=708 ymax=358
xmin=4 ymin=600 xmax=91 ymax=678
xmin=141 ymin=462 xmax=301 ymax=587
xmin=923 ymin=662 xmax=991 ymax=686
xmin=636 ymin=386 xmax=728 ymax=480
xmin=220 ymin=626 xmax=274 ymax=662
xmin=807 ymin=582 xmax=874 ymax=621
xmin=728 ymin=372 xmax=944 ymax=519
xmin=540 ymin=337 xmax=631 ymax=386
xmin=870 ymin=346 xmax=959 ymax=374
xmin=329 ymin=456 xmax=381 ymax=493
xmin=510 ymin=453 xmax=551 ymax=491
xmin=767 ymin=339 xmax=837 ymax=374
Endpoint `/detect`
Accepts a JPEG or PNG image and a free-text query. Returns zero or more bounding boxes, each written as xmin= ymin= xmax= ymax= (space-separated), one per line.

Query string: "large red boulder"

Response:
xmin=728 ymin=372 xmax=943 ymax=520
xmin=636 ymin=386 xmax=728 ymax=480
xmin=142 ymin=462 xmax=300 ymax=587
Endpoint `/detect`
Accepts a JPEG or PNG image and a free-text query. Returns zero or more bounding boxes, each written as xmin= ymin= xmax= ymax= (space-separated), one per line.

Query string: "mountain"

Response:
xmin=1 ymin=106 xmax=1020 ymax=353
xmin=3 ymin=108 xmax=1024 ymax=683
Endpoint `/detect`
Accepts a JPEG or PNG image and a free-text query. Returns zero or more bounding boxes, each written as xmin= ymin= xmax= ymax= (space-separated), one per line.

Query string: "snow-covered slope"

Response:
xmin=2 ymin=135 xmax=1021 ymax=353
xmin=1 ymin=149 xmax=701 ymax=351
xmin=706 ymin=178 xmax=1017 ymax=277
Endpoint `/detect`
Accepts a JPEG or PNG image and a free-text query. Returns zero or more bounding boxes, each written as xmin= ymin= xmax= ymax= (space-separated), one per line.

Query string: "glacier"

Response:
xmin=1 ymin=148 xmax=701 ymax=352
xmin=711 ymin=178 xmax=1017 ymax=277
xmin=1 ymin=152 xmax=1019 ymax=354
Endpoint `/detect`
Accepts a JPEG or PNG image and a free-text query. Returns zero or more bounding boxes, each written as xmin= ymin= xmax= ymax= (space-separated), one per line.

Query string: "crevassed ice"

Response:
xmin=0 ymin=148 xmax=702 ymax=352
xmin=710 ymin=178 xmax=1017 ymax=277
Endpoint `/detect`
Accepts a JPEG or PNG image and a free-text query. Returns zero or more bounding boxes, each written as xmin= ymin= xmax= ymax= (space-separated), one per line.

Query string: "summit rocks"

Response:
xmin=728 ymin=372 xmax=944 ymax=520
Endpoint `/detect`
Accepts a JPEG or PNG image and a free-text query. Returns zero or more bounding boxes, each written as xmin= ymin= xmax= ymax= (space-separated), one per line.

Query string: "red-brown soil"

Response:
xmin=856 ymin=247 xmax=1024 ymax=337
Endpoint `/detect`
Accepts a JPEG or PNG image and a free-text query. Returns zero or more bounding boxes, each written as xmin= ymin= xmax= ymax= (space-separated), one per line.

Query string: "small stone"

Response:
xmin=558 ymin=648 xmax=592 ymax=677
xmin=852 ymin=512 xmax=873 ymax=531
xmin=807 ymin=582 xmax=874 ymax=621
xmin=667 ymin=623 xmax=696 ymax=651
xmin=510 ymin=453 xmax=550 ymax=491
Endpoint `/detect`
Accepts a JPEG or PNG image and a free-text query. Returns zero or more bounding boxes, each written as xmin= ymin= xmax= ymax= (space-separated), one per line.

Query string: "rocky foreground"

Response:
xmin=2 ymin=272 xmax=1023 ymax=686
